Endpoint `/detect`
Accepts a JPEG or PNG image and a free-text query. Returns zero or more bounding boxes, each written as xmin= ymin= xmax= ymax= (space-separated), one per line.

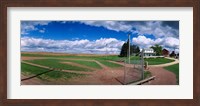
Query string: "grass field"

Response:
xmin=144 ymin=71 xmax=152 ymax=78
xmin=22 ymin=63 xmax=84 ymax=80
xmin=65 ymin=60 xmax=102 ymax=69
xmin=126 ymin=57 xmax=174 ymax=65
xmin=21 ymin=52 xmax=177 ymax=85
xmin=98 ymin=60 xmax=122 ymax=68
xmin=22 ymin=53 xmax=123 ymax=61
xmin=25 ymin=59 xmax=93 ymax=72
xmin=22 ymin=52 xmax=174 ymax=65
xmin=144 ymin=57 xmax=174 ymax=65
xmin=164 ymin=63 xmax=179 ymax=84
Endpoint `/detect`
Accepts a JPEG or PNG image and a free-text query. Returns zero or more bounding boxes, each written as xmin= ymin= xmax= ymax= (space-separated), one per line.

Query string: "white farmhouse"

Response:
xmin=143 ymin=48 xmax=156 ymax=57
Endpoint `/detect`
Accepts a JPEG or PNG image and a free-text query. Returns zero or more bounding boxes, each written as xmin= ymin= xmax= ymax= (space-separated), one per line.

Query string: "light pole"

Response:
xmin=141 ymin=49 xmax=144 ymax=79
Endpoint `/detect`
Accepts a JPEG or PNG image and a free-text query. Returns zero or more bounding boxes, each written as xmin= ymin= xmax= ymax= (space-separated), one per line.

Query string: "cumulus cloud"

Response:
xmin=134 ymin=21 xmax=179 ymax=38
xmin=39 ymin=28 xmax=46 ymax=33
xmin=21 ymin=21 xmax=179 ymax=39
xmin=163 ymin=37 xmax=179 ymax=49
xmin=132 ymin=35 xmax=163 ymax=48
xmin=132 ymin=35 xmax=179 ymax=52
xmin=21 ymin=21 xmax=179 ymax=53
xmin=79 ymin=21 xmax=179 ymax=39
xmin=21 ymin=37 xmax=124 ymax=54
xmin=21 ymin=21 xmax=51 ymax=35
xmin=79 ymin=21 xmax=133 ymax=33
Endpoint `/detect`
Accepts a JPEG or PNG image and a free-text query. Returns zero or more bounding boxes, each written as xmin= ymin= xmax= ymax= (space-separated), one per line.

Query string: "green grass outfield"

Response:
xmin=126 ymin=57 xmax=174 ymax=65
xmin=22 ymin=63 xmax=84 ymax=80
xmin=164 ymin=63 xmax=179 ymax=84
xmin=144 ymin=57 xmax=175 ymax=65
xmin=98 ymin=60 xmax=122 ymax=68
xmin=25 ymin=59 xmax=93 ymax=72
xmin=21 ymin=53 xmax=123 ymax=61
xmin=22 ymin=53 xmax=175 ymax=65
xmin=25 ymin=58 xmax=122 ymax=70
xmin=65 ymin=59 xmax=102 ymax=69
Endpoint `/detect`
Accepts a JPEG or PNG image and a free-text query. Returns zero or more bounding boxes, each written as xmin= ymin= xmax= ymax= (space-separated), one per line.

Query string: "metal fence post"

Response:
xmin=141 ymin=49 xmax=144 ymax=79
xmin=124 ymin=59 xmax=126 ymax=84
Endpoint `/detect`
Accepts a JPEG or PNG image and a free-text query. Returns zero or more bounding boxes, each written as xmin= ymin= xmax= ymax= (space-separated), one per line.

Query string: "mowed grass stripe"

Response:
xmin=21 ymin=63 xmax=84 ymax=80
xmin=144 ymin=58 xmax=174 ymax=65
xmin=62 ymin=60 xmax=102 ymax=69
xmin=22 ymin=53 xmax=125 ymax=61
xmin=98 ymin=60 xmax=122 ymax=68
xmin=25 ymin=59 xmax=93 ymax=72
xmin=22 ymin=62 xmax=49 ymax=75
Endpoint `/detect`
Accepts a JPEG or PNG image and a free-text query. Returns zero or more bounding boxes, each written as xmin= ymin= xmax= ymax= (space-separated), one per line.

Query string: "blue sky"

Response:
xmin=21 ymin=21 xmax=137 ymax=41
xmin=21 ymin=21 xmax=179 ymax=54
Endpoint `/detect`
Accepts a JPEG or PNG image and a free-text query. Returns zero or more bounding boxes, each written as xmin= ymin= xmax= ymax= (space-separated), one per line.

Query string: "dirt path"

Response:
xmin=149 ymin=58 xmax=179 ymax=67
xmin=93 ymin=60 xmax=110 ymax=70
xmin=22 ymin=57 xmax=111 ymax=70
xmin=109 ymin=58 xmax=179 ymax=68
xmin=108 ymin=60 xmax=139 ymax=68
xmin=22 ymin=57 xmax=47 ymax=60
xmin=60 ymin=58 xmax=111 ymax=70
xmin=109 ymin=60 xmax=177 ymax=85
xmin=21 ymin=74 xmax=47 ymax=85
xmin=65 ymin=67 xmax=124 ymax=85
xmin=21 ymin=60 xmax=124 ymax=85
xmin=145 ymin=67 xmax=177 ymax=85
xmin=62 ymin=60 xmax=125 ymax=85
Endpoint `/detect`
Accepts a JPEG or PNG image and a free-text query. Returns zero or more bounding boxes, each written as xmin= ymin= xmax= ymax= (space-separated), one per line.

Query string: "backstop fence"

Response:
xmin=116 ymin=50 xmax=145 ymax=85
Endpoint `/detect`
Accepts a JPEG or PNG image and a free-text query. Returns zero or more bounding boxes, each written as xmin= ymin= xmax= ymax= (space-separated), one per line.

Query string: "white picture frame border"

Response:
xmin=7 ymin=7 xmax=193 ymax=99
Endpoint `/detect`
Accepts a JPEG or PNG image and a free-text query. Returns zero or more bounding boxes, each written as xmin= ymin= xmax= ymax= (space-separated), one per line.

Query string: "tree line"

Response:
xmin=119 ymin=40 xmax=178 ymax=57
xmin=119 ymin=39 xmax=140 ymax=57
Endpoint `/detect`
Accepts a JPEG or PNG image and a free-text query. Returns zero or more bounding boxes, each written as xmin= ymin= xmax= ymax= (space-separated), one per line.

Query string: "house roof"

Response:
xmin=143 ymin=48 xmax=155 ymax=53
xmin=143 ymin=48 xmax=154 ymax=51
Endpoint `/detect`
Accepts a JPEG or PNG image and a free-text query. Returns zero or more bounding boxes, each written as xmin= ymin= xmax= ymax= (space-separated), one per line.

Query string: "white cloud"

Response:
xmin=39 ymin=28 xmax=45 ymax=33
xmin=79 ymin=21 xmax=133 ymax=32
xmin=132 ymin=35 xmax=163 ymax=48
xmin=21 ymin=21 xmax=179 ymax=39
xmin=132 ymin=35 xmax=179 ymax=52
xmin=21 ymin=21 xmax=51 ymax=35
xmin=20 ymin=21 xmax=179 ymax=53
xmin=134 ymin=21 xmax=179 ymax=38
xmin=21 ymin=37 xmax=124 ymax=54
xmin=163 ymin=37 xmax=179 ymax=49
xmin=79 ymin=21 xmax=179 ymax=39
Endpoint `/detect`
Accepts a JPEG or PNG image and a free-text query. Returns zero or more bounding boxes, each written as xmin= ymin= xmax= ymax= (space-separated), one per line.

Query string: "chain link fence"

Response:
xmin=116 ymin=58 xmax=144 ymax=85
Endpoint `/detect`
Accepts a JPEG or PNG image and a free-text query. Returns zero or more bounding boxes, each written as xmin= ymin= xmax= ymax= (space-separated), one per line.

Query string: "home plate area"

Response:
xmin=116 ymin=66 xmax=142 ymax=85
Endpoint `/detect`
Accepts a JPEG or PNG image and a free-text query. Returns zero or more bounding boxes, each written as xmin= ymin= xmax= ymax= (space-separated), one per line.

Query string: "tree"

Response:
xmin=119 ymin=42 xmax=128 ymax=57
xmin=119 ymin=40 xmax=140 ymax=57
xmin=150 ymin=44 xmax=163 ymax=56
xmin=132 ymin=45 xmax=140 ymax=56
xmin=136 ymin=46 xmax=140 ymax=54
xmin=170 ymin=51 xmax=176 ymax=57
xmin=119 ymin=38 xmax=130 ymax=57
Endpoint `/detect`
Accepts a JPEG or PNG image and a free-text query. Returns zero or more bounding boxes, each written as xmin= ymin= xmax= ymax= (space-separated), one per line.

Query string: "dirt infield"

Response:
xmin=144 ymin=67 xmax=176 ymax=85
